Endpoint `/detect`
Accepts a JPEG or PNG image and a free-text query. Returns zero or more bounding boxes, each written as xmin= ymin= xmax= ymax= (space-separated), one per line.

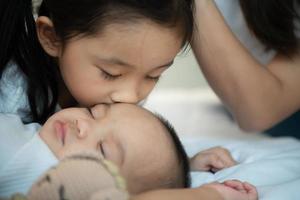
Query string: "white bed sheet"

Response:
xmin=185 ymin=136 xmax=300 ymax=200
xmin=144 ymin=88 xmax=265 ymax=139
xmin=144 ymin=88 xmax=300 ymax=200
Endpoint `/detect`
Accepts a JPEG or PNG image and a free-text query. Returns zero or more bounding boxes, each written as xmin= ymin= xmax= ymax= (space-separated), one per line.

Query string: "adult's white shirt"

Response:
xmin=215 ymin=0 xmax=276 ymax=65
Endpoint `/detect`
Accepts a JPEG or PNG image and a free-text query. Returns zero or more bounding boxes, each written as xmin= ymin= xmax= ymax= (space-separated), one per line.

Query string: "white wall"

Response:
xmin=155 ymin=50 xmax=208 ymax=90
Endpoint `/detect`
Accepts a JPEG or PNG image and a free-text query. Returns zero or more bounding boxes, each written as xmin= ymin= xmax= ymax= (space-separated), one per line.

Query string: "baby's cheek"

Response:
xmin=57 ymin=143 xmax=94 ymax=160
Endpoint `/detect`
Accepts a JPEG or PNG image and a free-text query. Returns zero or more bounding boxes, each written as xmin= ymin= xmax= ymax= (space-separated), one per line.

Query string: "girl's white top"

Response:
xmin=0 ymin=61 xmax=31 ymax=123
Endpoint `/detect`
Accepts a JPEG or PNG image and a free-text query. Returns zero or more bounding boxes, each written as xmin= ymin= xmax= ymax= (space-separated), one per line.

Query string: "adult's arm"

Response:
xmin=192 ymin=0 xmax=300 ymax=131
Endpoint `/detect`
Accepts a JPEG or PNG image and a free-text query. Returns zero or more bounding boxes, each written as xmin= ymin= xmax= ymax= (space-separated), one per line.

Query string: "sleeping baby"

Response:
xmin=0 ymin=104 xmax=257 ymax=200
xmin=0 ymin=103 xmax=190 ymax=198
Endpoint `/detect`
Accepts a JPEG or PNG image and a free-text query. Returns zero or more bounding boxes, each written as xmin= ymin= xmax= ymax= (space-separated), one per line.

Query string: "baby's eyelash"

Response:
xmin=98 ymin=142 xmax=105 ymax=157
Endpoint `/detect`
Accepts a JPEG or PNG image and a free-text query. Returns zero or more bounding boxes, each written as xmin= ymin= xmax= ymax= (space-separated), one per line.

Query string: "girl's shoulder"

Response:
xmin=0 ymin=61 xmax=31 ymax=121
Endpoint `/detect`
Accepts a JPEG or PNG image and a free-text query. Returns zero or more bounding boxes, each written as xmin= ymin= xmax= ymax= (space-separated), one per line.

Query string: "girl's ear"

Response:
xmin=36 ymin=16 xmax=62 ymax=57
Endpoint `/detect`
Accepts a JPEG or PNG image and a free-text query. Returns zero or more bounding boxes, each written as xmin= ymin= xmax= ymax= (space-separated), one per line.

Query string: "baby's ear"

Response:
xmin=36 ymin=16 xmax=62 ymax=57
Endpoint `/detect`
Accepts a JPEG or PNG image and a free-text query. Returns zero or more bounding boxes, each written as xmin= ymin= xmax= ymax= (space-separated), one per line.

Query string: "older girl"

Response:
xmin=0 ymin=0 xmax=194 ymax=123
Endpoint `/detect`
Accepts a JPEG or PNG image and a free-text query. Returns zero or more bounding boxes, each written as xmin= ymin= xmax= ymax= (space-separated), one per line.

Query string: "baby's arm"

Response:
xmin=190 ymin=146 xmax=236 ymax=172
xmin=131 ymin=180 xmax=258 ymax=200
xmin=131 ymin=187 xmax=222 ymax=200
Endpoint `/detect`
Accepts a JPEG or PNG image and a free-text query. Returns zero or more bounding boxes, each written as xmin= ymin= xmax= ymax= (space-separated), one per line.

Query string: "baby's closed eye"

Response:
xmin=98 ymin=138 xmax=124 ymax=167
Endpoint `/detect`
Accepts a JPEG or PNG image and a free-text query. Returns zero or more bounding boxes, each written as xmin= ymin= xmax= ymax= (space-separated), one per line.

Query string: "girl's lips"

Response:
xmin=54 ymin=120 xmax=66 ymax=145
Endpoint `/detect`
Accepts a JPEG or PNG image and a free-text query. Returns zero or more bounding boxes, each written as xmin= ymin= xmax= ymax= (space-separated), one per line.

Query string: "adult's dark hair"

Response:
xmin=239 ymin=0 xmax=300 ymax=55
xmin=0 ymin=0 xmax=194 ymax=124
xmin=156 ymin=114 xmax=191 ymax=188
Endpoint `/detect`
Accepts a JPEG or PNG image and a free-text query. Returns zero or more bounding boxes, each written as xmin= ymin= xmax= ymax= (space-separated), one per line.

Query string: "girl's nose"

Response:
xmin=91 ymin=104 xmax=109 ymax=119
xmin=111 ymin=90 xmax=140 ymax=104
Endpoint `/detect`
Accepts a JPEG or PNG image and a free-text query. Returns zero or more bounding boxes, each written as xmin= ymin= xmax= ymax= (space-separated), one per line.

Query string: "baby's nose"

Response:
xmin=76 ymin=119 xmax=91 ymax=139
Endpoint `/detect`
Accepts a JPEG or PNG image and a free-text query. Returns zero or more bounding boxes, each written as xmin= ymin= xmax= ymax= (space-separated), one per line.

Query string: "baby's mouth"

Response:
xmin=54 ymin=120 xmax=66 ymax=145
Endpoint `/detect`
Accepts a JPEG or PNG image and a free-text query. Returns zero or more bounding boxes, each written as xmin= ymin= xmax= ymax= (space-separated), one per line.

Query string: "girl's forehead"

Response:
xmin=64 ymin=20 xmax=182 ymax=56
xmin=79 ymin=20 xmax=181 ymax=46
xmin=77 ymin=23 xmax=182 ymax=66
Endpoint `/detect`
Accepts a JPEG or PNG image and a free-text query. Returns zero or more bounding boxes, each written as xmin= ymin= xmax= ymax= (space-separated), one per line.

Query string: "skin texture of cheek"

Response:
xmin=58 ymin=61 xmax=108 ymax=106
xmin=39 ymin=124 xmax=62 ymax=159
xmin=65 ymin=80 xmax=110 ymax=106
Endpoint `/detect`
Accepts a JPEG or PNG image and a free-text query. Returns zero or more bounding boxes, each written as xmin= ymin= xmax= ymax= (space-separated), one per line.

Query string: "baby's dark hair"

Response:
xmin=155 ymin=114 xmax=191 ymax=188
xmin=0 ymin=0 xmax=194 ymax=124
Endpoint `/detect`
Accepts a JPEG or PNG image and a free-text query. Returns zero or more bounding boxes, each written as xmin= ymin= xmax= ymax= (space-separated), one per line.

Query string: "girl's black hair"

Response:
xmin=39 ymin=0 xmax=195 ymax=49
xmin=0 ymin=0 xmax=194 ymax=124
xmin=239 ymin=0 xmax=300 ymax=55
xmin=0 ymin=0 xmax=59 ymax=124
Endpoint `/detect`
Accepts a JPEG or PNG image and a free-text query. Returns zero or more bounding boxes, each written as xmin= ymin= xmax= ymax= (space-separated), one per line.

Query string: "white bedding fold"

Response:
xmin=184 ymin=137 xmax=300 ymax=200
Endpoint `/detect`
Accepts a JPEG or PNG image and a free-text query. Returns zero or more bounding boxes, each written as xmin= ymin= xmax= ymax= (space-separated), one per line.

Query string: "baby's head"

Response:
xmin=39 ymin=103 xmax=190 ymax=194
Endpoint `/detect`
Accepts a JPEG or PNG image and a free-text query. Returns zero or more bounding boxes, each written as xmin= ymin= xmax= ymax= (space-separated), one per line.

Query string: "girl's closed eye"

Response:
xmin=100 ymin=68 xmax=122 ymax=80
xmin=146 ymin=75 xmax=161 ymax=82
